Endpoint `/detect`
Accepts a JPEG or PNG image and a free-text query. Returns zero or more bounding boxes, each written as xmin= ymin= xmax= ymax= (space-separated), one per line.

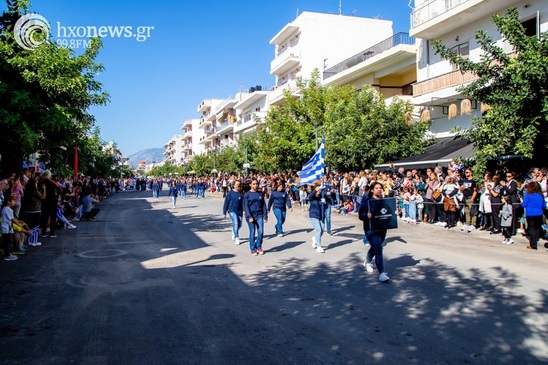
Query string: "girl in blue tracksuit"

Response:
xmin=359 ymin=182 xmax=390 ymax=283
xmin=267 ymin=183 xmax=293 ymax=236
xmin=307 ymin=184 xmax=334 ymax=253
xmin=243 ymin=179 xmax=268 ymax=255
xmin=168 ymin=180 xmax=179 ymax=209
xmin=223 ymin=180 xmax=244 ymax=245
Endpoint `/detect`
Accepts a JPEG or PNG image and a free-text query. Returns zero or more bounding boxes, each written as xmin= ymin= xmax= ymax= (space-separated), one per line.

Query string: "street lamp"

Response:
xmin=119 ymin=157 xmax=129 ymax=182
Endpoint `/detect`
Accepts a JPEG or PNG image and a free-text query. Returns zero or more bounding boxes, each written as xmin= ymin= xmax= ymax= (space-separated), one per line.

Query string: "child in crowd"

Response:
xmin=299 ymin=186 xmax=308 ymax=211
xmin=500 ymin=196 xmax=514 ymax=244
xmin=414 ymin=188 xmax=424 ymax=224
xmin=339 ymin=199 xmax=354 ymax=215
xmin=2 ymin=195 xmax=29 ymax=261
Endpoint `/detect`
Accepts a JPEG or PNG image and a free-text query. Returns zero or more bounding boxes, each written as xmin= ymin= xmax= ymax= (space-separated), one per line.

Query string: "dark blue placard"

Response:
xmin=368 ymin=198 xmax=398 ymax=231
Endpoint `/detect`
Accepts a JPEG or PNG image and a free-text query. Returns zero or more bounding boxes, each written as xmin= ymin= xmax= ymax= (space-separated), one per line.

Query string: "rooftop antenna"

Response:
xmin=296 ymin=7 xmax=299 ymax=19
xmin=339 ymin=0 xmax=342 ymax=15
xmin=349 ymin=10 xmax=357 ymax=16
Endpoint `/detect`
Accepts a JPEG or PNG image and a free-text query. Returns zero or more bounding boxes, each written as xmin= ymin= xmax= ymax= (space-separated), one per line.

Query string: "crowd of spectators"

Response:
xmin=0 ymin=169 xmax=108 ymax=261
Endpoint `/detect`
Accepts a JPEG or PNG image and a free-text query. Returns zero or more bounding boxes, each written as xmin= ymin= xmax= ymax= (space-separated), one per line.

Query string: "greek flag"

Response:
xmin=298 ymin=140 xmax=325 ymax=185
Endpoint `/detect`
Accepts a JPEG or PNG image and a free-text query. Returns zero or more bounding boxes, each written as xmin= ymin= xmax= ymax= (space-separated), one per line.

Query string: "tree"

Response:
xmin=257 ymin=70 xmax=430 ymax=172
xmin=0 ymin=0 xmax=109 ymax=174
xmin=433 ymin=7 xmax=548 ymax=172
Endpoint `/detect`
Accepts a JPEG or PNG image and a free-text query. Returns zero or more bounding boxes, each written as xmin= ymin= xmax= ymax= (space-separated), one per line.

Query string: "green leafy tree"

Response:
xmin=433 ymin=7 xmax=548 ymax=172
xmin=257 ymin=70 xmax=430 ymax=172
xmin=0 ymin=0 xmax=109 ymax=174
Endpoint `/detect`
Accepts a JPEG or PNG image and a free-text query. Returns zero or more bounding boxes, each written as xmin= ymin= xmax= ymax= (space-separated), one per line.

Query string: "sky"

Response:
xmin=5 ymin=0 xmax=414 ymax=156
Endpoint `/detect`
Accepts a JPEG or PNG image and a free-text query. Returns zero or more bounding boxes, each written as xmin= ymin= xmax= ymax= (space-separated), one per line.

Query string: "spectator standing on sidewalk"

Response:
xmin=521 ymin=181 xmax=546 ymax=250
xmin=460 ymin=168 xmax=478 ymax=232
xmin=39 ymin=170 xmax=61 ymax=238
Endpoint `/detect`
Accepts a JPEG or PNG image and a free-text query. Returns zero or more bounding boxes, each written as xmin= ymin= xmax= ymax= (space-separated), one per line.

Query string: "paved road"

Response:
xmin=1 ymin=189 xmax=547 ymax=364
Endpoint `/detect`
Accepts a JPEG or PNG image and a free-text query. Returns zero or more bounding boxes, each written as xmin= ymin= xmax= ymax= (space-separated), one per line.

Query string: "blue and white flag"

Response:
xmin=298 ymin=140 xmax=325 ymax=185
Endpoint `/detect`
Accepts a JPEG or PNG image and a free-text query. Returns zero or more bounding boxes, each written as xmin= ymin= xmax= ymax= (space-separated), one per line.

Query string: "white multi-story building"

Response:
xmin=163 ymin=135 xmax=184 ymax=166
xmin=411 ymin=0 xmax=547 ymax=136
xmin=268 ymin=11 xmax=394 ymax=105
xmin=197 ymin=98 xmax=224 ymax=155
xmin=380 ymin=0 xmax=548 ymax=168
xmin=180 ymin=119 xmax=200 ymax=165
xmin=233 ymin=88 xmax=270 ymax=138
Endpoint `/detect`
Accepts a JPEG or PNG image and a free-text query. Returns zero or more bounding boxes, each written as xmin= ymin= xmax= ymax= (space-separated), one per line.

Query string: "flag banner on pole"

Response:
xmin=297 ymin=140 xmax=325 ymax=185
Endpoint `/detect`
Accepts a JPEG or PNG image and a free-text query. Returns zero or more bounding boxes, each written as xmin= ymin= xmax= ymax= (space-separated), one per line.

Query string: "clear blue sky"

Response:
xmin=6 ymin=0 xmax=413 ymax=156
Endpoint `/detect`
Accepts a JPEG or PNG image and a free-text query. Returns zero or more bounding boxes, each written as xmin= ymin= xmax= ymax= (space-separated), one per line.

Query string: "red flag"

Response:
xmin=74 ymin=144 xmax=79 ymax=178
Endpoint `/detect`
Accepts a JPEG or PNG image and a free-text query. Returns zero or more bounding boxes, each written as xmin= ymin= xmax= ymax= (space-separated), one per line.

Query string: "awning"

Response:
xmin=375 ymin=136 xmax=474 ymax=170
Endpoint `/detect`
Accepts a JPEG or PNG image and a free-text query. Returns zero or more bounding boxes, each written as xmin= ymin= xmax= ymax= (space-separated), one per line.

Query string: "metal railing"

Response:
xmin=411 ymin=0 xmax=471 ymax=28
xmin=323 ymin=32 xmax=415 ymax=80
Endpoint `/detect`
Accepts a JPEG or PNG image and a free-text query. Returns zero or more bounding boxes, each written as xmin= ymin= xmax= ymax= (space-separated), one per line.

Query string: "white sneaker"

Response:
xmin=277 ymin=233 xmax=283 ymax=237
xmin=461 ymin=224 xmax=468 ymax=231
xmin=312 ymin=236 xmax=316 ymax=248
xmin=506 ymin=238 xmax=514 ymax=244
xmin=378 ymin=272 xmax=390 ymax=282
xmin=68 ymin=224 xmax=77 ymax=229
xmin=234 ymin=237 xmax=240 ymax=245
xmin=467 ymin=226 xmax=476 ymax=232
xmin=441 ymin=222 xmax=447 ymax=227
xmin=363 ymin=261 xmax=374 ymax=273
xmin=231 ymin=234 xmax=235 ymax=241
xmin=316 ymin=246 xmax=325 ymax=253
xmin=29 ymin=242 xmax=42 ymax=246
xmin=517 ymin=228 xmax=526 ymax=235
xmin=502 ymin=239 xmax=508 ymax=244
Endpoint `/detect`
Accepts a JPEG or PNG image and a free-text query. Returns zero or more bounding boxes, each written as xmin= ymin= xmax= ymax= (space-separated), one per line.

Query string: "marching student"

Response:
xmin=243 ymin=179 xmax=268 ymax=255
xmin=223 ymin=180 xmax=244 ymax=245
xmin=307 ymin=183 xmax=334 ymax=253
xmin=168 ymin=180 xmax=179 ymax=209
xmin=359 ymin=182 xmax=391 ymax=283
xmin=267 ymin=183 xmax=292 ymax=237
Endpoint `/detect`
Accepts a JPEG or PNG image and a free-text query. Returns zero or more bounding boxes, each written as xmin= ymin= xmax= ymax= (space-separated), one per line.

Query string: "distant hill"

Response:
xmin=127 ymin=148 xmax=164 ymax=168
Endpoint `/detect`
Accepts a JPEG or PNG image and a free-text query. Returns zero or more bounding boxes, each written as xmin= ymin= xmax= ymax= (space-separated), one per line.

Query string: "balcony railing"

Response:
xmin=323 ymin=32 xmax=415 ymax=80
xmin=411 ymin=0 xmax=471 ymax=29
xmin=412 ymin=69 xmax=478 ymax=97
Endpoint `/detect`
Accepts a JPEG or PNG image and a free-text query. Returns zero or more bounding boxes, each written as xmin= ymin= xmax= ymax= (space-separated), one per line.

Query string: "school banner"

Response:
xmin=368 ymin=198 xmax=398 ymax=231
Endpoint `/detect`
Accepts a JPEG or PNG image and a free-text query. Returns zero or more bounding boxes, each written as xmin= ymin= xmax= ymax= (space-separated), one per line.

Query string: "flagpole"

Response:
xmin=314 ymin=120 xmax=318 ymax=150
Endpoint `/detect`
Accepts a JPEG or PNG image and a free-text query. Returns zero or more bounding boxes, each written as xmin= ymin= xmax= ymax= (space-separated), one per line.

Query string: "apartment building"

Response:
xmin=163 ymin=134 xmax=184 ymax=166
xmin=268 ymin=11 xmax=393 ymax=105
xmin=233 ymin=88 xmax=269 ymax=138
xmin=179 ymin=119 xmax=199 ymax=165
xmin=322 ymin=31 xmax=417 ymax=105
xmin=382 ymin=0 xmax=548 ymax=168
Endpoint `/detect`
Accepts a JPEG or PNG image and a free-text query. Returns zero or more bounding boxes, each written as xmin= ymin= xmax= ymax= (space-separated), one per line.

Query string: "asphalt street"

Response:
xmin=0 ymin=189 xmax=547 ymax=365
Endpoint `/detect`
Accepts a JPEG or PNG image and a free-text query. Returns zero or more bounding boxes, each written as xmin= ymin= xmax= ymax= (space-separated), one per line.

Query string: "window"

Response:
xmin=521 ymin=17 xmax=537 ymax=37
xmin=450 ymin=41 xmax=469 ymax=70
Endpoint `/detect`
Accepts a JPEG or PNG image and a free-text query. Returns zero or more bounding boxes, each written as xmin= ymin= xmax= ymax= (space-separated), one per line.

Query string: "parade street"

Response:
xmin=1 ymin=189 xmax=547 ymax=365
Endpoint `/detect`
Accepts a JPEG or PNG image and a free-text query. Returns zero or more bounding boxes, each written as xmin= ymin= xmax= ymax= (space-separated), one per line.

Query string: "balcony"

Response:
xmin=410 ymin=0 xmax=518 ymax=39
xmin=199 ymin=115 xmax=212 ymax=129
xmin=183 ymin=130 xmax=192 ymax=138
xmin=412 ymin=69 xmax=478 ymax=98
xmin=268 ymin=80 xmax=300 ymax=106
xmin=270 ymin=49 xmax=301 ymax=75
xmin=197 ymin=99 xmax=211 ymax=113
xmin=216 ymin=119 xmax=234 ymax=134
xmin=323 ymin=33 xmax=416 ymax=82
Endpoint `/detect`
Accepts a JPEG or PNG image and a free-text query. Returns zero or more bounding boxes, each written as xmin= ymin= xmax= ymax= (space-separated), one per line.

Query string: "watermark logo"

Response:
xmin=14 ymin=13 xmax=154 ymax=50
xmin=14 ymin=13 xmax=51 ymax=50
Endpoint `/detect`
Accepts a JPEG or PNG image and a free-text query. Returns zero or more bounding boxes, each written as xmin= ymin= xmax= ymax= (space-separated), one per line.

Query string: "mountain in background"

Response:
xmin=127 ymin=148 xmax=164 ymax=168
